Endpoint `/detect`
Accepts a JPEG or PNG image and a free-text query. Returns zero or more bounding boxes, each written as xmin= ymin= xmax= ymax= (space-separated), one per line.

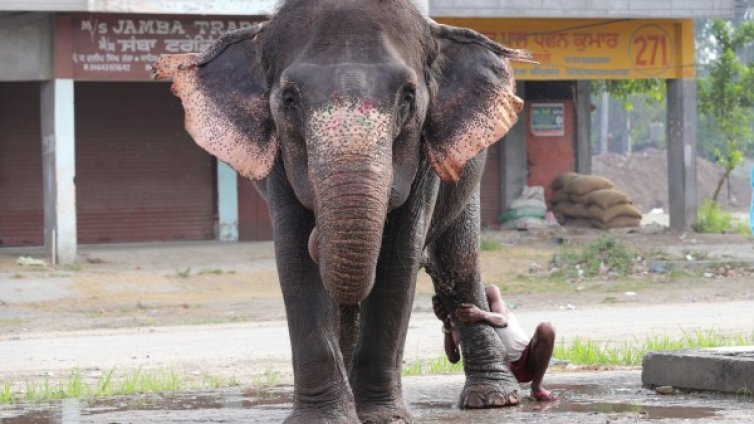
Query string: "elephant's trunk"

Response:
xmin=311 ymin=169 xmax=390 ymax=305
xmin=307 ymin=100 xmax=393 ymax=305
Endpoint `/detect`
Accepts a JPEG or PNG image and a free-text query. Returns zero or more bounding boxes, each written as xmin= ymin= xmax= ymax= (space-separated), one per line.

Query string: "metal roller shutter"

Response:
xmin=0 ymin=82 xmax=44 ymax=246
xmin=75 ymin=82 xmax=215 ymax=243
xmin=238 ymin=176 xmax=273 ymax=241
xmin=481 ymin=142 xmax=502 ymax=227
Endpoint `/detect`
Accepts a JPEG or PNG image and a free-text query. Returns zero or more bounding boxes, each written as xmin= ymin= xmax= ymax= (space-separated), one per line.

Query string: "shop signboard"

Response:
xmin=55 ymin=14 xmax=264 ymax=80
xmin=437 ymin=18 xmax=695 ymax=80
xmin=530 ymin=103 xmax=565 ymax=137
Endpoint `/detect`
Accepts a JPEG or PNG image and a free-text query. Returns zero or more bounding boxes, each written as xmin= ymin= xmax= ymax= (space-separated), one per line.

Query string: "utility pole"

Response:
xmin=599 ymin=91 xmax=609 ymax=154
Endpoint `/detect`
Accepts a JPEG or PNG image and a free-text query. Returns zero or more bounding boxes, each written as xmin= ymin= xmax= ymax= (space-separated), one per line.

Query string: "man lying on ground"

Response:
xmin=432 ymin=285 xmax=559 ymax=401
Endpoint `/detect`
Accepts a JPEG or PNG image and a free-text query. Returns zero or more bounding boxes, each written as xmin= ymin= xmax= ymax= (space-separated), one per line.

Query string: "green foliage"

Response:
xmin=0 ymin=368 xmax=241 ymax=404
xmin=1 ymin=383 xmax=13 ymax=403
xmin=174 ymin=267 xmax=192 ymax=278
xmin=402 ymin=357 xmax=464 ymax=376
xmin=552 ymin=236 xmax=636 ymax=278
xmin=555 ymin=329 xmax=754 ymax=366
xmin=592 ymin=79 xmax=665 ymax=111
xmin=480 ymin=237 xmax=503 ymax=251
xmin=698 ymin=19 xmax=754 ymax=202
xmin=693 ymin=199 xmax=749 ymax=234
xmin=251 ymin=369 xmax=281 ymax=386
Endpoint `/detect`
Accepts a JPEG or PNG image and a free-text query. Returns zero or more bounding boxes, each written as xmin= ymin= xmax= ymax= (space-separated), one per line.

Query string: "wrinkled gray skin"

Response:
xmin=152 ymin=0 xmax=529 ymax=422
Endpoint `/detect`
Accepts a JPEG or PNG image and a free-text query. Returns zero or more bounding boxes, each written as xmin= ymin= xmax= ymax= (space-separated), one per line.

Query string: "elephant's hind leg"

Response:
xmin=425 ymin=192 xmax=521 ymax=409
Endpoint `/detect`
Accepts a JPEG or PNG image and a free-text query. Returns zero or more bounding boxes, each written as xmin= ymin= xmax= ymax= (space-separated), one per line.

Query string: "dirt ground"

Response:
xmin=0 ymin=227 xmax=752 ymax=335
xmin=1 ymin=228 xmax=754 ymax=422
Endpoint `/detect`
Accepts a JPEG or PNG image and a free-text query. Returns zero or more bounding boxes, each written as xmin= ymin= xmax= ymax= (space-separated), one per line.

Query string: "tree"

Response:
xmin=592 ymin=79 xmax=665 ymax=111
xmin=697 ymin=19 xmax=754 ymax=203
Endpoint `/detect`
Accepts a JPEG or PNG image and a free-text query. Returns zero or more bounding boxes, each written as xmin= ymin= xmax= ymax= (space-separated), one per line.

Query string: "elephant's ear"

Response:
xmin=425 ymin=23 xmax=532 ymax=183
xmin=151 ymin=24 xmax=277 ymax=181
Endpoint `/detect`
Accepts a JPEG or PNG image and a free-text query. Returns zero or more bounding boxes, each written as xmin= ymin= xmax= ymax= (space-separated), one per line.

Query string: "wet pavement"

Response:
xmin=2 ymin=371 xmax=753 ymax=423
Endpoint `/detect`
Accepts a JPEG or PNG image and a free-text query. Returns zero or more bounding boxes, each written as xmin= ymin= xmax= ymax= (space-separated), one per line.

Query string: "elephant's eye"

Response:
xmin=401 ymin=90 xmax=415 ymax=110
xmin=397 ymin=89 xmax=415 ymax=126
xmin=282 ymin=89 xmax=298 ymax=109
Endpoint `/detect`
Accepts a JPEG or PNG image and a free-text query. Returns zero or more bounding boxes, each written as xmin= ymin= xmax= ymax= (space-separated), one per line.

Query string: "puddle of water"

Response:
xmin=0 ymin=383 xmax=732 ymax=424
xmin=527 ymin=401 xmax=721 ymax=420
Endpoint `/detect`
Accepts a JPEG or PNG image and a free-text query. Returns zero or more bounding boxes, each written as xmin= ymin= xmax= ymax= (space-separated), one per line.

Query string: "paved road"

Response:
xmin=1 ymin=301 xmax=753 ymax=377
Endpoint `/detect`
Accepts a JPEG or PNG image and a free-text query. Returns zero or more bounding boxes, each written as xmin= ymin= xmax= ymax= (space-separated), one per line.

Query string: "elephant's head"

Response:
xmin=152 ymin=0 xmax=530 ymax=305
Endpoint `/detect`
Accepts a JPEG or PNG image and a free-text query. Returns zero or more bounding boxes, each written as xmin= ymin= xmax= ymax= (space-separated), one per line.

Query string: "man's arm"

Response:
xmin=455 ymin=303 xmax=508 ymax=327
xmin=455 ymin=285 xmax=510 ymax=327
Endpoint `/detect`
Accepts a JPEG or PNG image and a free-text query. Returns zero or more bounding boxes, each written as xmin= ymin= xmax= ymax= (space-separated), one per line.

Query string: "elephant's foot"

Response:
xmin=459 ymin=379 xmax=521 ymax=409
xmin=356 ymin=401 xmax=413 ymax=424
xmin=284 ymin=407 xmax=360 ymax=424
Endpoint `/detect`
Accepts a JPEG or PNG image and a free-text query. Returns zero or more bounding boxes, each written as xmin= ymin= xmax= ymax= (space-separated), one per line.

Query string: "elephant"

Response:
xmin=151 ymin=0 xmax=531 ymax=422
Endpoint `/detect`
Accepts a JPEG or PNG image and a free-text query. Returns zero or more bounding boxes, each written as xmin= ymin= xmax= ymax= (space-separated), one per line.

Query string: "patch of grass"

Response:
xmin=1 ymin=383 xmax=12 ymax=403
xmin=640 ymin=248 xmax=672 ymax=261
xmin=552 ymin=236 xmax=636 ymax=279
xmin=555 ymin=329 xmax=754 ymax=366
xmin=402 ymin=357 xmax=464 ymax=376
xmin=0 ymin=368 xmax=242 ymax=404
xmin=202 ymin=374 xmax=240 ymax=389
xmin=251 ymin=369 xmax=281 ymax=386
xmin=694 ymin=199 xmax=749 ymax=235
xmin=602 ymin=278 xmax=649 ymax=293
xmin=62 ymin=263 xmax=82 ymax=272
xmin=737 ymin=386 xmax=753 ymax=399
xmin=197 ymin=268 xmax=224 ymax=276
xmin=507 ymin=274 xmax=571 ymax=293
xmin=601 ymin=296 xmax=619 ymax=304
xmin=174 ymin=267 xmax=192 ymax=279
xmin=480 ymin=238 xmax=503 ymax=251
xmin=666 ymin=268 xmax=696 ymax=281
xmin=681 ymin=249 xmax=711 ymax=261
xmin=10 ymin=273 xmax=23 ymax=279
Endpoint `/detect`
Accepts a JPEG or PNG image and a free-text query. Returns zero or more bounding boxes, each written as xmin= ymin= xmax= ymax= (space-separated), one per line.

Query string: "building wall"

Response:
xmin=430 ymin=0 xmax=734 ymax=18
xmin=0 ymin=13 xmax=52 ymax=81
xmin=0 ymin=0 xmax=276 ymax=14
xmin=2 ymin=0 xmax=733 ymax=17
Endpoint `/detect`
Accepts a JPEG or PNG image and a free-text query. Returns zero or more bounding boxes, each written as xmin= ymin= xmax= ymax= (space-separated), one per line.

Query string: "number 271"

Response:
xmin=633 ymin=35 xmax=668 ymax=66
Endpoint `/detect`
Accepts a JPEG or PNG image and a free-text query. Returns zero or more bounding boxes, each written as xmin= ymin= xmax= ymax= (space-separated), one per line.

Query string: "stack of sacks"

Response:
xmin=500 ymin=186 xmax=549 ymax=230
xmin=550 ymin=172 xmax=642 ymax=229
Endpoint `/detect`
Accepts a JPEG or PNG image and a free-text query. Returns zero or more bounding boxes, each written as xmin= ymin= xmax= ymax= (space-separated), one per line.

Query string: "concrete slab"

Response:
xmin=642 ymin=347 xmax=754 ymax=394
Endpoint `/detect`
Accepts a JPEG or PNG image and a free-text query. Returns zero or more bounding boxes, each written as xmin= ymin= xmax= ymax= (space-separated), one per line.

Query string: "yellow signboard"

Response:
xmin=437 ymin=18 xmax=696 ymax=81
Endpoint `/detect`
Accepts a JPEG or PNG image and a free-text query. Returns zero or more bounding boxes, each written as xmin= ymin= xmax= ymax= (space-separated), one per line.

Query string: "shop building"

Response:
xmin=0 ymin=0 xmax=734 ymax=263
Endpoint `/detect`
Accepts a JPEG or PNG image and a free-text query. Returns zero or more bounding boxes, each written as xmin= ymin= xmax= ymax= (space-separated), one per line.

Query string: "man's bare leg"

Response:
xmin=484 ymin=286 xmax=558 ymax=401
xmin=527 ymin=322 xmax=558 ymax=401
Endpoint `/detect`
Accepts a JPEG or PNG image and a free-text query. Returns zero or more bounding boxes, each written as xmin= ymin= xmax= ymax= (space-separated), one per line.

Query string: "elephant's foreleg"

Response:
xmin=425 ymin=191 xmax=521 ymax=409
xmin=267 ymin=171 xmax=359 ymax=424
xmin=349 ymin=172 xmax=438 ymax=424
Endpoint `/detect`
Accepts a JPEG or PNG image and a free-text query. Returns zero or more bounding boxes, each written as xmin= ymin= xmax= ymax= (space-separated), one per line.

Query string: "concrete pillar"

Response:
xmin=217 ymin=161 xmax=239 ymax=241
xmin=666 ymin=79 xmax=698 ymax=232
xmin=500 ymin=81 xmax=528 ymax=212
xmin=41 ymin=79 xmax=77 ymax=265
xmin=575 ymin=80 xmax=592 ymax=174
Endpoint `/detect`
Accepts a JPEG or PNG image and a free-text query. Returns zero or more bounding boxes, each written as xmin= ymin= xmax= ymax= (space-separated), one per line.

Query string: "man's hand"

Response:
xmin=455 ymin=303 xmax=487 ymax=323
xmin=456 ymin=302 xmax=508 ymax=328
